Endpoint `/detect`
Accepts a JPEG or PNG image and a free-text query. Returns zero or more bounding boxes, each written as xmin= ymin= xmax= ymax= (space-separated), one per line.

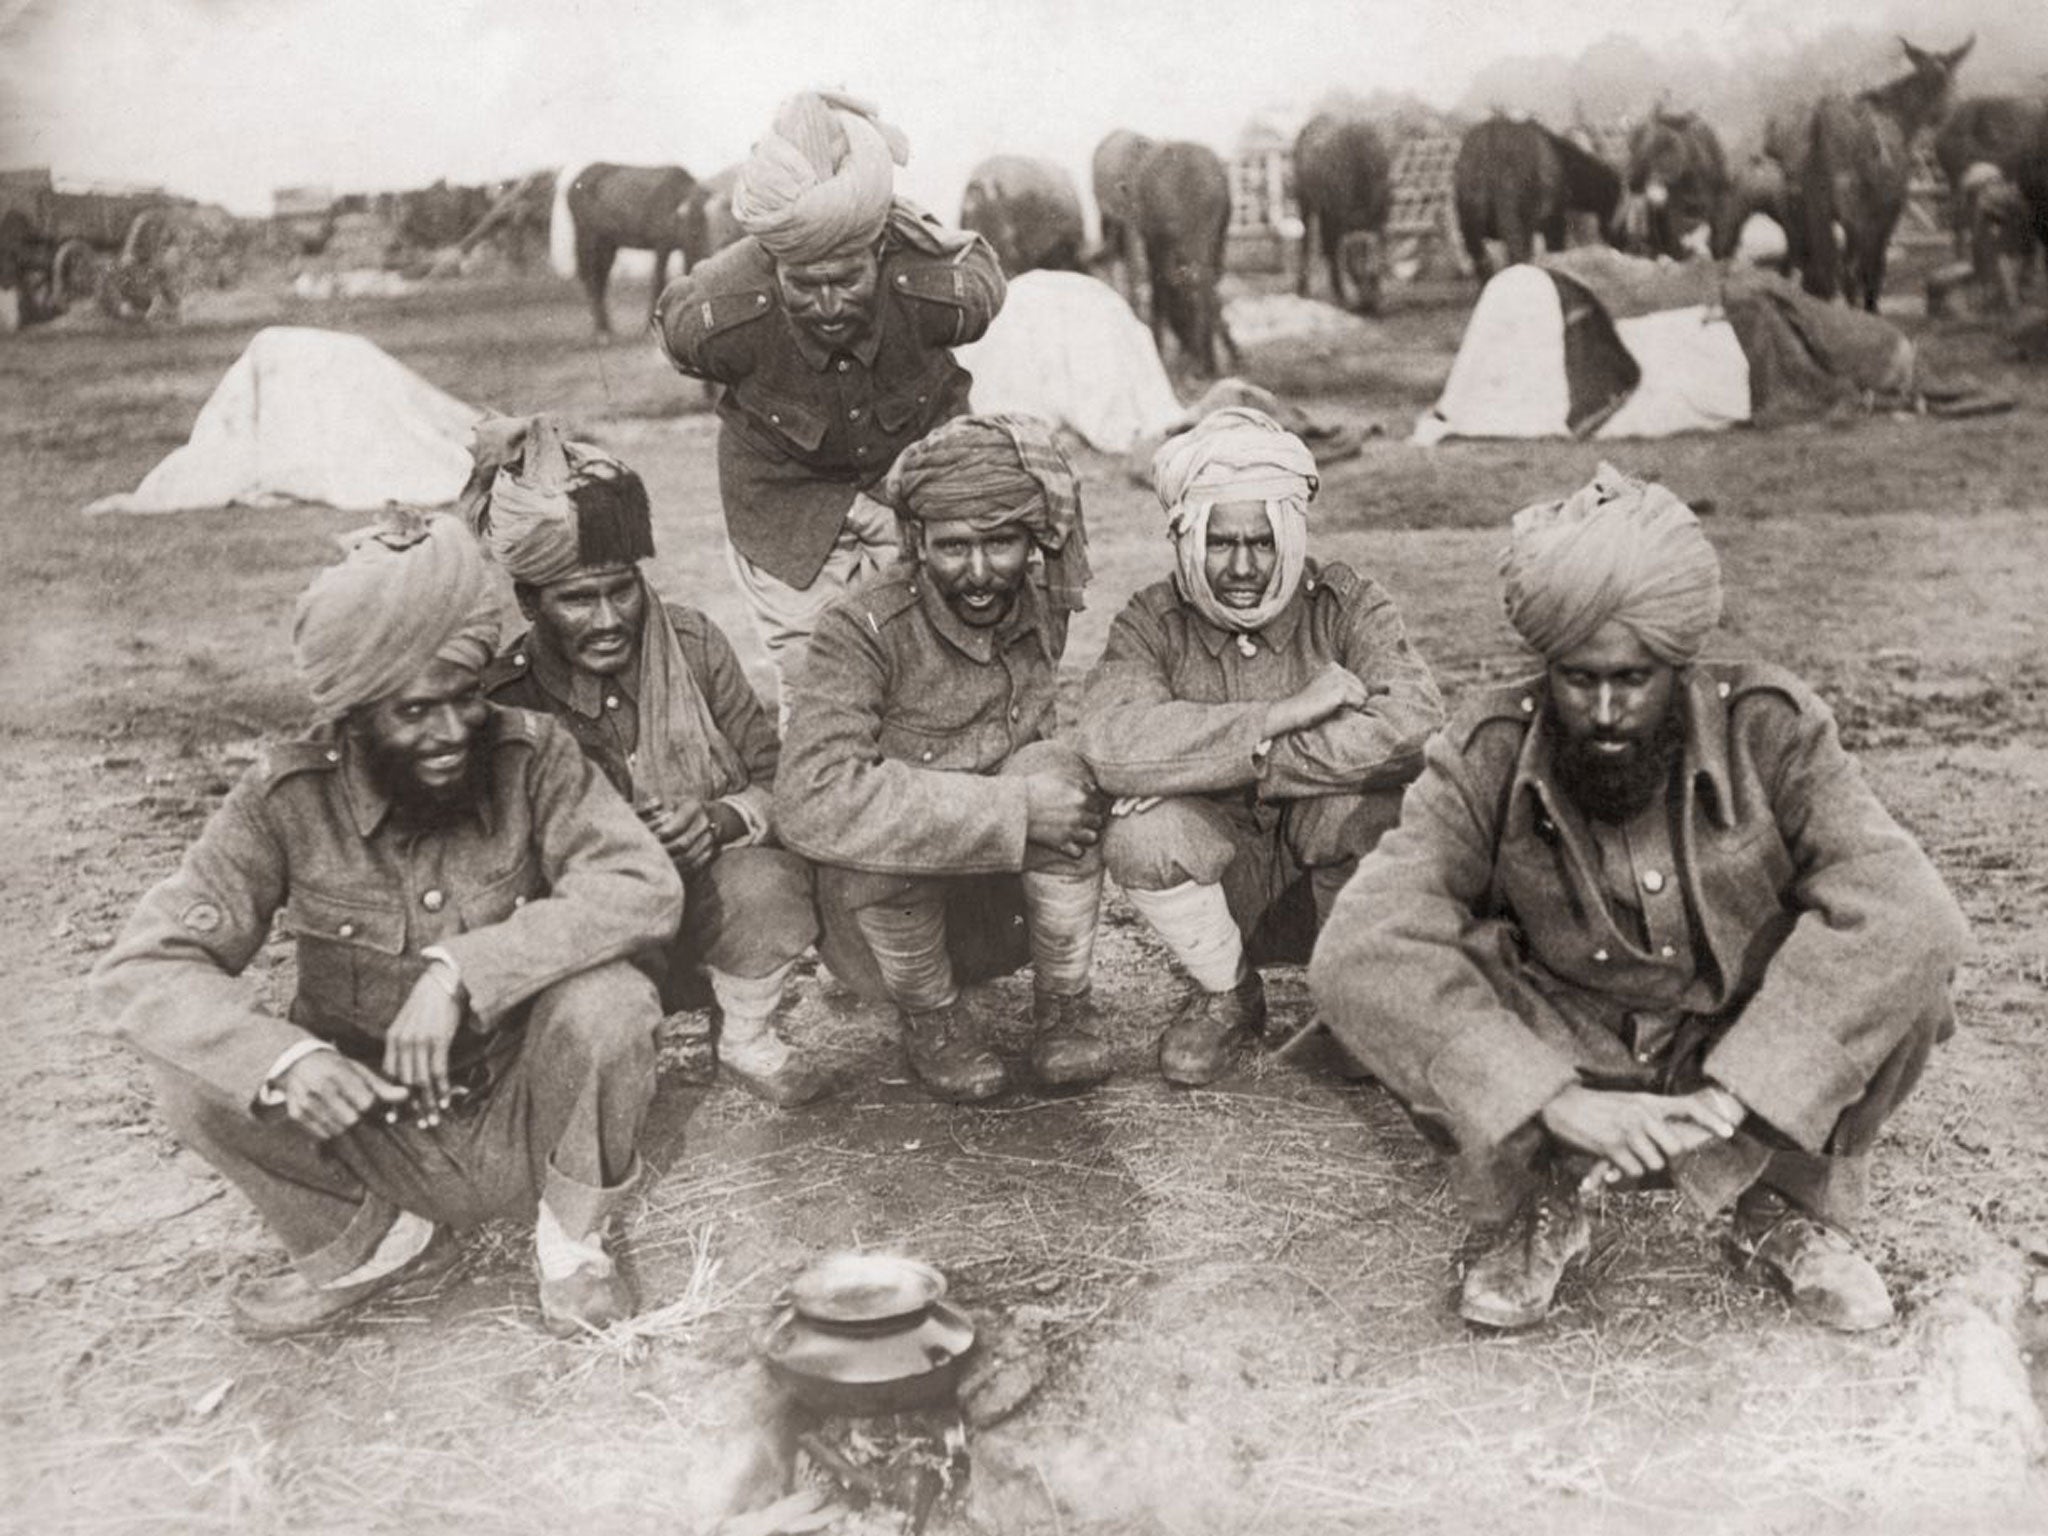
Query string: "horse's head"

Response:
xmin=1899 ymin=34 xmax=1974 ymax=82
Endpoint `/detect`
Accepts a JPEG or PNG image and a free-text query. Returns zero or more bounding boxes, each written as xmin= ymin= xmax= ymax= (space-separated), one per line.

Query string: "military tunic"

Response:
xmin=1309 ymin=662 xmax=1969 ymax=1222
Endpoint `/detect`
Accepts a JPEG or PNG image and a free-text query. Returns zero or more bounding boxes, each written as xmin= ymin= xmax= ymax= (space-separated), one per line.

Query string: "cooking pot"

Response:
xmin=756 ymin=1253 xmax=977 ymax=1416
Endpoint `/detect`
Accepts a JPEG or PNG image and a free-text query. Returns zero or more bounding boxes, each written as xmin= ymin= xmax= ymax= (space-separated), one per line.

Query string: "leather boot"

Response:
xmin=1029 ymin=987 xmax=1112 ymax=1090
xmin=231 ymin=1226 xmax=460 ymax=1340
xmin=1459 ymin=1177 xmax=1591 ymax=1330
xmin=902 ymin=1002 xmax=1008 ymax=1103
xmin=1728 ymin=1186 xmax=1895 ymax=1332
xmin=1157 ymin=968 xmax=1267 ymax=1086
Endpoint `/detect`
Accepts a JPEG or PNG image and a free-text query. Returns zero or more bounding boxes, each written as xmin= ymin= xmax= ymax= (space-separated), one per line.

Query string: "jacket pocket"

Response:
xmin=458 ymin=858 xmax=544 ymax=929
xmin=873 ymin=378 xmax=940 ymax=435
xmin=284 ymin=884 xmax=407 ymax=1036
xmin=742 ymin=389 xmax=829 ymax=454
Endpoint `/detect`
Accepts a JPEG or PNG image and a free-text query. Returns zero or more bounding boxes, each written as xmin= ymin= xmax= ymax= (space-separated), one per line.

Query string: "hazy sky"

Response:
xmin=0 ymin=0 xmax=2004 ymax=215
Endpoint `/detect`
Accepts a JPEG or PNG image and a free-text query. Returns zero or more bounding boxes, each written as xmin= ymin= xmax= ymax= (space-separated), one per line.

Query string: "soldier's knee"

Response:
xmin=1287 ymin=788 xmax=1404 ymax=867
xmin=528 ymin=962 xmax=661 ymax=1065
xmin=1103 ymin=798 xmax=1228 ymax=890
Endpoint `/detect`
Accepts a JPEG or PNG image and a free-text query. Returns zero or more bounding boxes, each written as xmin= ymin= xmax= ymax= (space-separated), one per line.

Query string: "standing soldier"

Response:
xmin=469 ymin=415 xmax=828 ymax=1107
xmin=1311 ymin=468 xmax=1968 ymax=1333
xmin=1076 ymin=409 xmax=1443 ymax=1085
xmin=655 ymin=90 xmax=1006 ymax=708
xmin=774 ymin=415 xmax=1105 ymax=1103
xmin=91 ymin=513 xmax=683 ymax=1339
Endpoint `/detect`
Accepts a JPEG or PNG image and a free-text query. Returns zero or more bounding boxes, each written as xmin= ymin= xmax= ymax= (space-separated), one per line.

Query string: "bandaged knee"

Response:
xmin=1123 ymin=879 xmax=1244 ymax=993
xmin=1022 ymin=870 xmax=1102 ymax=998
xmin=852 ymin=892 xmax=956 ymax=1012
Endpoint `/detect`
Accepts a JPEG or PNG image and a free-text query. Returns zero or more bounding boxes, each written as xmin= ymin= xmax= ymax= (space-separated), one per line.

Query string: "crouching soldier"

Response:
xmin=92 ymin=513 xmax=684 ymax=1339
xmin=1077 ymin=409 xmax=1444 ymax=1085
xmin=775 ymin=414 xmax=1106 ymax=1103
xmin=468 ymin=415 xmax=828 ymax=1107
xmin=1310 ymin=468 xmax=1969 ymax=1333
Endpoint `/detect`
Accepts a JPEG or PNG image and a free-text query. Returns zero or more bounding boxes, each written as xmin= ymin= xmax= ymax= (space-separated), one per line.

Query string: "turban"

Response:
xmin=455 ymin=414 xmax=653 ymax=586
xmin=733 ymin=90 xmax=910 ymax=264
xmin=293 ymin=509 xmax=499 ymax=720
xmin=1500 ymin=463 xmax=1723 ymax=664
xmin=883 ymin=413 xmax=1091 ymax=614
xmin=1151 ymin=407 xmax=1319 ymax=635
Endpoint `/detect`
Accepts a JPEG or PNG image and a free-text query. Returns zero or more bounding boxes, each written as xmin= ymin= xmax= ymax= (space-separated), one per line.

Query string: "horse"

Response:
xmin=1133 ymin=141 xmax=1238 ymax=378
xmin=1619 ymin=111 xmax=1729 ymax=260
xmin=1798 ymin=36 xmax=1973 ymax=309
xmin=1453 ymin=116 xmax=1622 ymax=279
xmin=1090 ymin=129 xmax=1156 ymax=307
xmin=959 ymin=155 xmax=1086 ymax=277
xmin=564 ymin=162 xmax=697 ymax=336
xmin=1291 ymin=112 xmax=1392 ymax=313
xmin=677 ymin=165 xmax=746 ymax=272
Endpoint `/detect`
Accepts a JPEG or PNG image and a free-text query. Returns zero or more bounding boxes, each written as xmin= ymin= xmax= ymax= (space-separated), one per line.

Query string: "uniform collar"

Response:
xmin=786 ymin=310 xmax=885 ymax=371
xmin=1185 ymin=569 xmax=1318 ymax=657
xmin=915 ymin=573 xmax=1047 ymax=664
xmin=528 ymin=628 xmax=642 ymax=719
xmin=335 ymin=722 xmax=498 ymax=839
xmin=1506 ymin=666 xmax=1737 ymax=834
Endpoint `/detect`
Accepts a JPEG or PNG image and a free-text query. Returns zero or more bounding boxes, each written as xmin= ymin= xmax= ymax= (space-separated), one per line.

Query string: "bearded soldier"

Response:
xmin=92 ymin=513 xmax=682 ymax=1339
xmin=655 ymin=90 xmax=1006 ymax=708
xmin=1310 ymin=467 xmax=1968 ymax=1333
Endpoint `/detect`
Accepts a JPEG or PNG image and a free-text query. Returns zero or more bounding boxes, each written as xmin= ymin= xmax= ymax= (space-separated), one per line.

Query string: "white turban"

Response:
xmin=1151 ymin=407 xmax=1319 ymax=635
xmin=732 ymin=90 xmax=909 ymax=264
xmin=1500 ymin=463 xmax=1723 ymax=664
xmin=293 ymin=510 xmax=499 ymax=719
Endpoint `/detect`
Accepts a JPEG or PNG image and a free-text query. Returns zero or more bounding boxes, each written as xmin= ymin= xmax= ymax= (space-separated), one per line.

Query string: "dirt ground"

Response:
xmin=2 ymin=268 xmax=2045 ymax=1536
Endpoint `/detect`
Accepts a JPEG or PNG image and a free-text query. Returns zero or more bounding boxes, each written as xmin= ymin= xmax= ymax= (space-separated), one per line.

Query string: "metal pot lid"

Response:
xmin=784 ymin=1252 xmax=949 ymax=1325
xmin=760 ymin=1299 xmax=976 ymax=1387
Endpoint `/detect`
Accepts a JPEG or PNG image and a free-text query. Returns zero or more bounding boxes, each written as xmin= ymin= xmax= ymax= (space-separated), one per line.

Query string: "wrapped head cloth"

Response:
xmin=884 ymin=413 xmax=1091 ymax=615
xmin=1151 ymin=406 xmax=1319 ymax=635
xmin=733 ymin=90 xmax=911 ymax=265
xmin=1500 ymin=463 xmax=1723 ymax=664
xmin=456 ymin=414 xmax=653 ymax=586
xmin=293 ymin=509 xmax=499 ymax=720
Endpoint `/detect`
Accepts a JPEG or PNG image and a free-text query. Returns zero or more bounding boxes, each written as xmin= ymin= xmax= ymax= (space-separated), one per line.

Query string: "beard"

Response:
xmin=1550 ymin=699 xmax=1686 ymax=825
xmin=358 ymin=713 xmax=497 ymax=831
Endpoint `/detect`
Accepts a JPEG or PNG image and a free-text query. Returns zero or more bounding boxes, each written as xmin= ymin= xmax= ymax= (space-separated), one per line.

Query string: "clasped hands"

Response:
xmin=1540 ymin=1082 xmax=1749 ymax=1196
xmin=636 ymin=794 xmax=746 ymax=874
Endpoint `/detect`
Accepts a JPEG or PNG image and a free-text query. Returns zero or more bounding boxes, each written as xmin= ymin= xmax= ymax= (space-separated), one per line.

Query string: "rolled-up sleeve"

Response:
xmin=774 ymin=606 xmax=1029 ymax=875
xmin=439 ymin=721 xmax=684 ymax=1026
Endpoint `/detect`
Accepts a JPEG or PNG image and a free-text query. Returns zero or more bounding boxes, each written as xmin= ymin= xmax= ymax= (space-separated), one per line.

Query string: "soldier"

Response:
xmin=468 ymin=415 xmax=827 ymax=1107
xmin=654 ymin=90 xmax=1006 ymax=708
xmin=91 ymin=513 xmax=683 ymax=1340
xmin=1076 ymin=409 xmax=1444 ymax=1085
xmin=774 ymin=414 xmax=1105 ymax=1103
xmin=1310 ymin=467 xmax=1968 ymax=1333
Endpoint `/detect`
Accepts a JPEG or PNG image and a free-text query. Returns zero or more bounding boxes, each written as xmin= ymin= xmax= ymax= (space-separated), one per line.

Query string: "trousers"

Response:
xmin=154 ymin=960 xmax=661 ymax=1284
xmin=657 ymin=845 xmax=818 ymax=1011
xmin=724 ymin=492 xmax=898 ymax=712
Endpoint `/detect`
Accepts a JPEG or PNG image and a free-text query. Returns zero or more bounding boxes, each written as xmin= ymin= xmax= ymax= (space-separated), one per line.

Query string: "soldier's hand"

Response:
xmin=279 ymin=1052 xmax=409 ymax=1140
xmin=1266 ymin=663 xmax=1377 ymax=737
xmin=1540 ymin=1084 xmax=1741 ymax=1181
xmin=1024 ymin=774 xmax=1104 ymax=859
xmin=382 ymin=971 xmax=465 ymax=1104
xmin=638 ymin=796 xmax=718 ymax=873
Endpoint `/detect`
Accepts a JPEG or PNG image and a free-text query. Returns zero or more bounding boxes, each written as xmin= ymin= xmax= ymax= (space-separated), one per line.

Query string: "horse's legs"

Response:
xmin=647 ymin=247 xmax=671 ymax=325
xmin=578 ymin=230 xmax=615 ymax=335
xmin=1540 ymin=212 xmax=1567 ymax=256
xmin=1296 ymin=210 xmax=1315 ymax=299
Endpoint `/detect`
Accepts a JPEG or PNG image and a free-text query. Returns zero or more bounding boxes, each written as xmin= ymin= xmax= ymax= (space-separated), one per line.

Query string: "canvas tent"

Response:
xmin=956 ymin=270 xmax=1184 ymax=453
xmin=86 ymin=327 xmax=481 ymax=515
xmin=1415 ymin=248 xmax=1933 ymax=443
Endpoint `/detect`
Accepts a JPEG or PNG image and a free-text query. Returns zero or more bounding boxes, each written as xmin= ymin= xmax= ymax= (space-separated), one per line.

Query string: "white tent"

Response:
xmin=956 ymin=270 xmax=1183 ymax=453
xmin=86 ymin=327 xmax=482 ymax=515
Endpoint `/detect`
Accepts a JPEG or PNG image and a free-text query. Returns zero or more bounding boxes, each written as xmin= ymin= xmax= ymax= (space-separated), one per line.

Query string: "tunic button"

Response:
xmin=848 ymin=407 xmax=862 ymax=420
xmin=1641 ymin=869 xmax=1665 ymax=893
xmin=337 ymin=922 xmax=356 ymax=939
xmin=513 ymin=652 xmax=526 ymax=667
xmin=920 ymin=749 xmax=934 ymax=762
xmin=325 ymin=749 xmax=341 ymax=762
xmin=605 ymin=695 xmax=620 ymax=711
xmin=837 ymin=359 xmax=849 ymax=372
xmin=514 ymin=895 xmax=528 ymax=909
xmin=755 ymin=293 xmax=768 ymax=306
xmin=422 ymin=889 xmax=445 ymax=912
xmin=1660 ymin=944 xmax=1677 ymax=959
xmin=1717 ymin=681 xmax=1732 ymax=699
xmin=769 ymin=413 xmax=781 ymax=424
xmin=1592 ymin=948 xmax=1610 ymax=963
xmin=896 ymin=274 xmax=908 ymax=287
xmin=1635 ymin=1049 xmax=1654 ymax=1064
xmin=1009 ymin=705 xmax=1020 ymax=721
xmin=1519 ymin=696 xmax=1535 ymax=714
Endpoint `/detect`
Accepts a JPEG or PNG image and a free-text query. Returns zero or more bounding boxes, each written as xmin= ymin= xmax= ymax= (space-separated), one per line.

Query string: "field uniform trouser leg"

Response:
xmin=153 ymin=960 xmax=661 ymax=1285
xmin=814 ymin=741 xmax=1102 ymax=1007
xmin=656 ymin=845 xmax=819 ymax=1013
xmin=724 ymin=492 xmax=898 ymax=716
